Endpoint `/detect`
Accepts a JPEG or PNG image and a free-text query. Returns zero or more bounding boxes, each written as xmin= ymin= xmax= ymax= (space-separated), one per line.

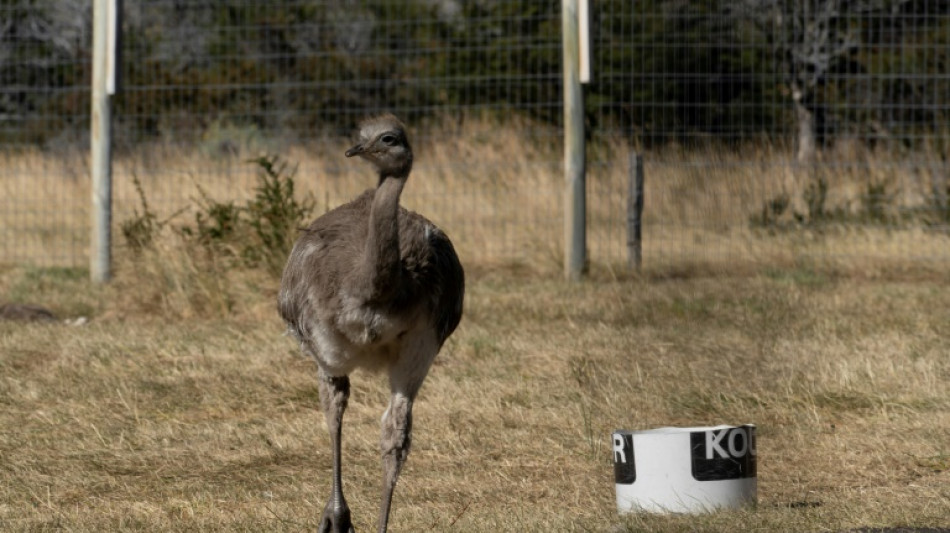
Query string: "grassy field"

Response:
xmin=1 ymin=257 xmax=948 ymax=531
xmin=1 ymin=119 xmax=949 ymax=530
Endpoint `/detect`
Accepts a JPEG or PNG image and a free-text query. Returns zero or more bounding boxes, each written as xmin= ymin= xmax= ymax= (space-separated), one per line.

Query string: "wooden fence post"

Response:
xmin=563 ymin=0 xmax=587 ymax=281
xmin=627 ymin=153 xmax=644 ymax=271
xmin=90 ymin=0 xmax=121 ymax=282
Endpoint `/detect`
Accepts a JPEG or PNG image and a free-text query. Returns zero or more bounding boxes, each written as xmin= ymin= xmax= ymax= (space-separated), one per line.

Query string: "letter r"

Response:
xmin=613 ymin=434 xmax=627 ymax=463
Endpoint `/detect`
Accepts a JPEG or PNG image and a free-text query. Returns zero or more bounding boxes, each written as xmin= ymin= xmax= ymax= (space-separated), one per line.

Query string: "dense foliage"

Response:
xmin=0 ymin=0 xmax=947 ymax=147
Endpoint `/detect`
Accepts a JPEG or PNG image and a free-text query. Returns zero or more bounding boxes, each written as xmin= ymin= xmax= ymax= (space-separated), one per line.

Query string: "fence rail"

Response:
xmin=1 ymin=0 xmax=949 ymax=271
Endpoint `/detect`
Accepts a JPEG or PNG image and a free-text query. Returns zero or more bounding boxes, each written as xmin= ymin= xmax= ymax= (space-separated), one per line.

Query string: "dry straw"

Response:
xmin=1 ymin=118 xmax=949 ymax=531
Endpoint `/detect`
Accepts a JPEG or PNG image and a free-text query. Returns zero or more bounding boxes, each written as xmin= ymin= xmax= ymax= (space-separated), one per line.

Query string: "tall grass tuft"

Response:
xmin=243 ymin=155 xmax=315 ymax=274
xmin=113 ymin=155 xmax=314 ymax=318
xmin=120 ymin=174 xmax=163 ymax=252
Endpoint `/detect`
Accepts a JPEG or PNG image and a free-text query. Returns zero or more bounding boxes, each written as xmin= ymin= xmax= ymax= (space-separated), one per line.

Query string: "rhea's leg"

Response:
xmin=318 ymin=370 xmax=354 ymax=533
xmin=376 ymin=332 xmax=438 ymax=533
xmin=376 ymin=392 xmax=413 ymax=533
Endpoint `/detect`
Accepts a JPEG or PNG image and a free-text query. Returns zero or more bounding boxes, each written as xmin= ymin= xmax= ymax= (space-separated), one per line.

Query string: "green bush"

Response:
xmin=120 ymin=174 xmax=163 ymax=252
xmin=244 ymin=156 xmax=315 ymax=274
xmin=121 ymin=155 xmax=314 ymax=276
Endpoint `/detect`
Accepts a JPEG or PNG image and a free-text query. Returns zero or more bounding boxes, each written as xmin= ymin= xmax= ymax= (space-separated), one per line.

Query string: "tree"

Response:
xmin=0 ymin=0 xmax=90 ymax=142
xmin=737 ymin=0 xmax=912 ymax=163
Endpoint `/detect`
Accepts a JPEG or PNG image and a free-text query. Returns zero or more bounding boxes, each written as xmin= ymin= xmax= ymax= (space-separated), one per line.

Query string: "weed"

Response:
xmin=804 ymin=175 xmax=829 ymax=222
xmin=244 ymin=156 xmax=315 ymax=273
xmin=752 ymin=193 xmax=790 ymax=227
xmin=916 ymin=453 xmax=950 ymax=473
xmin=122 ymin=155 xmax=314 ymax=276
xmin=862 ymin=177 xmax=896 ymax=224
xmin=931 ymin=174 xmax=950 ymax=225
xmin=577 ymin=399 xmax=603 ymax=461
xmin=467 ymin=335 xmax=500 ymax=359
xmin=189 ymin=185 xmax=243 ymax=246
xmin=120 ymin=174 xmax=162 ymax=251
xmin=763 ymin=265 xmax=830 ymax=288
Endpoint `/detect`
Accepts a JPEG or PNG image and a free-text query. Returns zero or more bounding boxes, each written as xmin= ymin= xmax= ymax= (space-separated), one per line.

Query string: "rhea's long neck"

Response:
xmin=357 ymin=174 xmax=407 ymax=302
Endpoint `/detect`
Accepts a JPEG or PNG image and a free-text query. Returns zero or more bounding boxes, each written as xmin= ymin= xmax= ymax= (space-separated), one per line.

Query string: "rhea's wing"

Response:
xmin=278 ymin=191 xmax=372 ymax=341
xmin=427 ymin=228 xmax=464 ymax=345
xmin=399 ymin=210 xmax=464 ymax=346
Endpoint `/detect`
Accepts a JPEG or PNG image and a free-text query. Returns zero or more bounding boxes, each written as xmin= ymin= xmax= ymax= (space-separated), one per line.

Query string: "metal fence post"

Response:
xmin=563 ymin=0 xmax=586 ymax=281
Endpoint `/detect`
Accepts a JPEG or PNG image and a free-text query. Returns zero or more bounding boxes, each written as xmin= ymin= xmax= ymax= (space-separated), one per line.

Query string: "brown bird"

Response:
xmin=278 ymin=114 xmax=464 ymax=533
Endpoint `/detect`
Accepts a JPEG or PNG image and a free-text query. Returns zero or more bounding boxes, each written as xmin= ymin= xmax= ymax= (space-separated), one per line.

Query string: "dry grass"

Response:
xmin=3 ymin=117 xmax=949 ymax=272
xmin=1 ymin=119 xmax=949 ymax=530
xmin=1 ymin=259 xmax=949 ymax=531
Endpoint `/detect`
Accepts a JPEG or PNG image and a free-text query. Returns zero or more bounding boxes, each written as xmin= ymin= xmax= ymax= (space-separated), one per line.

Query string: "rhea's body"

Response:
xmin=276 ymin=114 xmax=463 ymax=533
xmin=279 ymin=188 xmax=462 ymax=376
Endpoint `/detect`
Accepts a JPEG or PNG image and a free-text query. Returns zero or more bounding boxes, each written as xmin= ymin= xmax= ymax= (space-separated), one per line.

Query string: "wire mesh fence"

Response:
xmin=1 ymin=0 xmax=948 ymax=271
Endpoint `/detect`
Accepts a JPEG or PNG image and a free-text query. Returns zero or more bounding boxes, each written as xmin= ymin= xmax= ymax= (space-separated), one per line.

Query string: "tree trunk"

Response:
xmin=794 ymin=93 xmax=816 ymax=165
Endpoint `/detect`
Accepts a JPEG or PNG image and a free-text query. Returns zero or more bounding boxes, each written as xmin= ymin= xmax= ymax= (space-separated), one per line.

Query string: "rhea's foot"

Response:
xmin=318 ymin=500 xmax=354 ymax=533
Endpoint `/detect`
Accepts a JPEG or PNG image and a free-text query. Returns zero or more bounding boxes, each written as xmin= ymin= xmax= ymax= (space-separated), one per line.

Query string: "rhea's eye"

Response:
xmin=381 ymin=134 xmax=397 ymax=145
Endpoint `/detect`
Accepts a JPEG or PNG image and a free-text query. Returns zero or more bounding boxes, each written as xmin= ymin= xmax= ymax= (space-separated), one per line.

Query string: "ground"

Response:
xmin=0 ymin=262 xmax=948 ymax=531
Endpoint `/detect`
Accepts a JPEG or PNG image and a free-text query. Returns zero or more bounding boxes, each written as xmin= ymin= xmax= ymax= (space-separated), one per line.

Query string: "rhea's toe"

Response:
xmin=318 ymin=505 xmax=354 ymax=533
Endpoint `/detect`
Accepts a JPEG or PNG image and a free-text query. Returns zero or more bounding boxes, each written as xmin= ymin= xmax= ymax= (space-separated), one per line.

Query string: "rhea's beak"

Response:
xmin=345 ymin=144 xmax=364 ymax=158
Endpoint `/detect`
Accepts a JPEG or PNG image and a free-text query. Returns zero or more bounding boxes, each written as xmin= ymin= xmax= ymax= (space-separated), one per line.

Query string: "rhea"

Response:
xmin=278 ymin=114 xmax=464 ymax=533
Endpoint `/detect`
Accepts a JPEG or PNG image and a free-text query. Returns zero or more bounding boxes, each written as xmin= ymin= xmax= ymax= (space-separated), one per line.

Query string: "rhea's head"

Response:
xmin=345 ymin=113 xmax=413 ymax=179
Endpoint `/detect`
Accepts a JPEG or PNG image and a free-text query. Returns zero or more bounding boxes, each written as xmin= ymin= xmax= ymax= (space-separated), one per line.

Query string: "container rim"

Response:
xmin=612 ymin=424 xmax=755 ymax=436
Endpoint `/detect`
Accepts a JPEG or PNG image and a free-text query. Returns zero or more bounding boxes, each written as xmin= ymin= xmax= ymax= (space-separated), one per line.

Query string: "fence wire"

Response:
xmin=1 ymin=1 xmax=948 ymax=271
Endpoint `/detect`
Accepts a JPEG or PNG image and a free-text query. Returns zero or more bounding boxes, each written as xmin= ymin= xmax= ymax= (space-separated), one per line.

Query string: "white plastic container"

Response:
xmin=612 ymin=424 xmax=757 ymax=513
